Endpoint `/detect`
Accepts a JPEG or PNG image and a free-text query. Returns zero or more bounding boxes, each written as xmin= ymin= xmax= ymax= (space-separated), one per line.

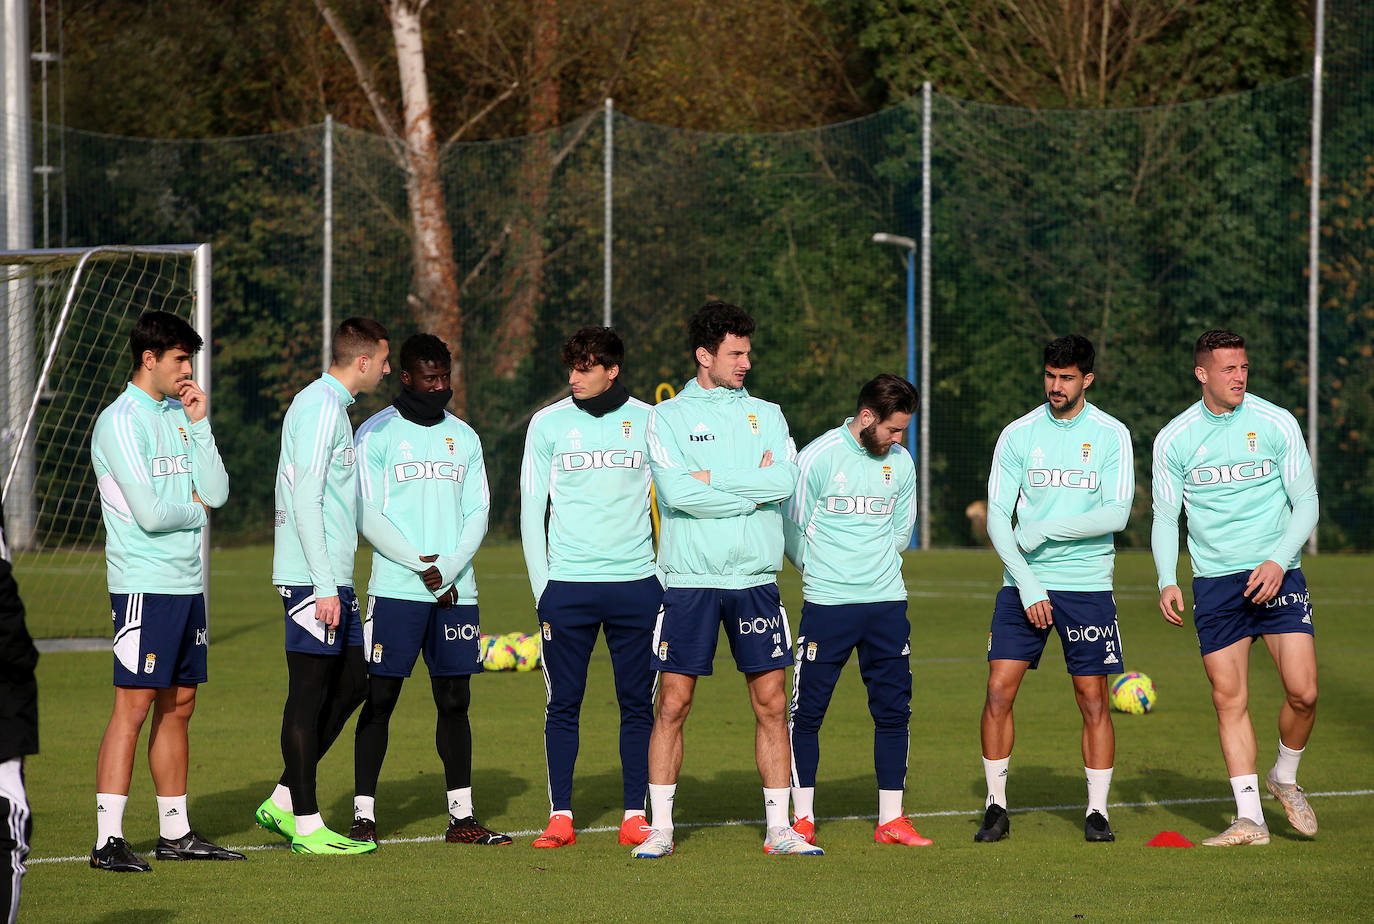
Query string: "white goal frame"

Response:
xmin=0 ymin=243 xmax=213 ymax=596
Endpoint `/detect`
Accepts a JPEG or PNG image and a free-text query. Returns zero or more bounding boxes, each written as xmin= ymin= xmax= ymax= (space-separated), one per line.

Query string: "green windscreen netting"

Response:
xmin=24 ymin=1 xmax=1373 ymax=549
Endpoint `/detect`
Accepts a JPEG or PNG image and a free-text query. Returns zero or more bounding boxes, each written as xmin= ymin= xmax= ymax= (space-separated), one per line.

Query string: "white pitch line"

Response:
xmin=31 ymin=789 xmax=1373 ymax=865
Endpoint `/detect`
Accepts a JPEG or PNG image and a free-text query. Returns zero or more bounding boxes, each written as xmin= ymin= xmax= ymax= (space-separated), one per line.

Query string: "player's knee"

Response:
xmin=656 ymin=692 xmax=693 ymax=726
xmin=431 ymin=675 xmax=471 ymax=716
xmin=983 ymin=684 xmax=1016 ymax=717
xmin=365 ymin=676 xmax=405 ymax=716
xmin=1285 ymin=683 xmax=1317 ymax=716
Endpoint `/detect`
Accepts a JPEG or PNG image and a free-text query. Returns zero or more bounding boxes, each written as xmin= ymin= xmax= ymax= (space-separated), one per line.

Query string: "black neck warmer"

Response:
xmin=573 ymin=380 xmax=630 ymax=418
xmin=393 ymin=387 xmax=453 ymax=426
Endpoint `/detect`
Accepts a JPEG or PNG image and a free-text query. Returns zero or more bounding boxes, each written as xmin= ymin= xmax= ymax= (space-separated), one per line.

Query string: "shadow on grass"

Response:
xmin=324 ymin=766 xmax=529 ymax=838
xmin=91 ymin=911 xmax=177 ymax=924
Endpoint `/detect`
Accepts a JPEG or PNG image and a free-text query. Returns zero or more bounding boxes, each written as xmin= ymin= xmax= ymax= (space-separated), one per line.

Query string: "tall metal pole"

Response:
xmin=2 ymin=0 xmax=36 ymax=548
xmin=1305 ymin=1 xmax=1324 ymax=556
xmin=603 ymin=98 xmax=613 ymax=328
xmin=193 ymin=244 xmax=213 ymax=610
xmin=920 ymin=81 xmax=933 ymax=551
xmin=322 ymin=114 xmax=334 ymax=371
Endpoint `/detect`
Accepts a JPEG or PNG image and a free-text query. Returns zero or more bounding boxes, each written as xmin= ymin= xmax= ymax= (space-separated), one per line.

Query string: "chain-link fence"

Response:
xmin=21 ymin=1 xmax=1373 ymax=550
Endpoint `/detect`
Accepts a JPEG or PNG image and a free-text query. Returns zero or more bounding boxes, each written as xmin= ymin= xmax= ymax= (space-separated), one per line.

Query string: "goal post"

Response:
xmin=0 ymin=244 xmax=211 ymax=637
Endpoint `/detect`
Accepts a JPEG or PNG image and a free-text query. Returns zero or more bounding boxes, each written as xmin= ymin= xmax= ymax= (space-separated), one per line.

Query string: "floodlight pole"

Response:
xmin=872 ymin=232 xmax=927 ymax=550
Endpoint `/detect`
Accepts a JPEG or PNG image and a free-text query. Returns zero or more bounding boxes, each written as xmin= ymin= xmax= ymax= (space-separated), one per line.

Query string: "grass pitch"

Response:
xmin=18 ymin=544 xmax=1374 ymax=922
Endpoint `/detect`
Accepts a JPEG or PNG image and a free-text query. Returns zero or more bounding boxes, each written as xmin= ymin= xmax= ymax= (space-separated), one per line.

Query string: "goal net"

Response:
xmin=0 ymin=245 xmax=211 ymax=638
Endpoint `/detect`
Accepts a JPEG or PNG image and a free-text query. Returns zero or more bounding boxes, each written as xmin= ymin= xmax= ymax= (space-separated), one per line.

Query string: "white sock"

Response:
xmin=878 ymin=789 xmax=904 ymax=826
xmin=621 ymin=809 xmax=640 ymax=822
xmin=354 ymin=795 xmax=375 ymax=821
xmin=1271 ymin=740 xmax=1304 ymax=785
xmin=1231 ymin=774 xmax=1264 ymax=824
xmin=763 ymin=788 xmax=789 ymax=829
xmin=552 ymin=810 xmax=573 ymax=821
xmin=96 ymin=792 xmax=127 ymax=844
xmin=648 ymin=783 xmax=676 ymax=834
xmin=983 ymin=756 xmax=1009 ymax=808
xmin=1085 ymin=767 xmax=1113 ymax=817
xmin=294 ymin=812 xmax=324 ymax=836
xmin=447 ymin=787 xmax=473 ymax=820
xmin=271 ymin=783 xmax=293 ymax=812
xmin=156 ymin=794 xmax=191 ymax=839
xmin=791 ymin=786 xmax=815 ymax=821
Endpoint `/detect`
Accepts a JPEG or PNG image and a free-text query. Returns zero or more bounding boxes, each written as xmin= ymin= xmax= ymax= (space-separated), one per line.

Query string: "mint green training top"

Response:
xmin=271 ymin=374 xmax=359 ymax=596
xmin=647 ymin=379 xmax=798 ymax=589
xmin=986 ymin=401 xmax=1134 ymax=607
xmin=355 ymin=406 xmax=489 ymax=604
xmin=519 ymin=395 xmax=656 ymax=604
xmin=92 ymin=382 xmax=229 ymax=594
xmin=1151 ymin=393 xmax=1318 ymax=589
xmin=783 ymin=420 xmax=916 ymax=605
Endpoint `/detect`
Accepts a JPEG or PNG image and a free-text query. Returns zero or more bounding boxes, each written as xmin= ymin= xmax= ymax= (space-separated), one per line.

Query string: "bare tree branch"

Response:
xmin=445 ymin=80 xmax=520 ymax=146
xmin=313 ymin=0 xmax=407 ymax=167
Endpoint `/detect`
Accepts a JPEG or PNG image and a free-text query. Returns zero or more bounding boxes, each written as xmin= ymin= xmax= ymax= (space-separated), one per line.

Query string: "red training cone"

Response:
xmin=1146 ymin=830 xmax=1194 ymax=847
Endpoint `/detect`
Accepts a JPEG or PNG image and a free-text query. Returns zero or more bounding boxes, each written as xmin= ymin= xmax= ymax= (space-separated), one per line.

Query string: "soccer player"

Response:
xmin=635 ymin=301 xmax=819 ymax=859
xmin=1152 ymin=330 xmax=1319 ymax=847
xmin=257 ymin=317 xmax=390 ymax=855
xmin=784 ymin=374 xmax=932 ymax=848
xmin=1 ymin=497 xmax=38 ymax=918
xmin=978 ymin=334 xmax=1134 ymax=844
xmin=520 ymin=327 xmax=661 ymax=848
xmin=90 ymin=310 xmax=241 ymax=870
xmin=349 ymin=334 xmax=511 ymax=847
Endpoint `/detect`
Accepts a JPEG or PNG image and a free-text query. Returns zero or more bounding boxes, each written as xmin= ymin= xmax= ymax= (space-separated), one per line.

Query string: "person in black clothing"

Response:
xmin=0 ymin=499 xmax=38 ymax=924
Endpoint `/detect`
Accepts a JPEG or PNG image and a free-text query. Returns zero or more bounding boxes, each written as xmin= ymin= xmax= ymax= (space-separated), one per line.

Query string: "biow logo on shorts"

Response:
xmin=444 ymin=623 xmax=480 ymax=641
xmin=739 ymin=614 xmax=782 ymax=635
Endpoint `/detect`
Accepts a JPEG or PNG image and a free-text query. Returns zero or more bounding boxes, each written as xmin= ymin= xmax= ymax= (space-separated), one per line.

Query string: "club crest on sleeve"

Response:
xmin=747 ymin=413 xmax=759 ymax=434
xmin=1246 ymin=431 xmax=1257 ymax=453
xmin=1081 ymin=442 xmax=1092 ymax=463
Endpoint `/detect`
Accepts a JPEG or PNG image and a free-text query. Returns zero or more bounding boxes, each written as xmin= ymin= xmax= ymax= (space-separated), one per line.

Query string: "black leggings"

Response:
xmin=279 ymin=647 xmax=367 ymax=816
xmin=354 ymin=673 xmax=472 ymax=799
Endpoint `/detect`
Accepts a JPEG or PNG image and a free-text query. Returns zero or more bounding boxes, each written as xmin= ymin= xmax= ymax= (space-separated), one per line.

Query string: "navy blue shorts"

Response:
xmin=653 ymin=584 xmax=793 ymax=675
xmin=110 ymin=593 xmax=207 ymax=687
xmin=363 ymin=597 xmax=483 ymax=678
xmin=277 ymin=585 xmax=362 ymax=654
xmin=1192 ymin=569 xmax=1314 ymax=656
xmin=987 ymin=587 xmax=1124 ymax=676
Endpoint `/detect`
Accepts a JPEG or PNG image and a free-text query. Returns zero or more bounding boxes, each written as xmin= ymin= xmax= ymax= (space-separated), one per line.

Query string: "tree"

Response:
xmin=314 ymin=0 xmax=469 ymax=406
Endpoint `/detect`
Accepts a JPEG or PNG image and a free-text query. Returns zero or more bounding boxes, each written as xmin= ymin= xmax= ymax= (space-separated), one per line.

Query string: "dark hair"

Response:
xmin=331 ymin=317 xmax=389 ymax=366
xmin=129 ymin=310 xmax=202 ymax=371
xmin=689 ymin=301 xmax=755 ymax=362
xmin=1043 ymin=334 xmax=1095 ymax=375
xmin=857 ymin=373 xmax=919 ymax=421
xmin=399 ymin=333 xmax=451 ymax=375
xmin=560 ymin=326 xmax=624 ymax=371
xmin=1194 ymin=329 xmax=1246 ymax=366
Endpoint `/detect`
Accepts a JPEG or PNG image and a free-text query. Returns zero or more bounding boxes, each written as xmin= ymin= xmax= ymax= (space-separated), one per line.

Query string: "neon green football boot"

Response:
xmin=255 ymin=798 xmax=296 ymax=841
xmin=290 ymin=826 xmax=378 ymax=855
